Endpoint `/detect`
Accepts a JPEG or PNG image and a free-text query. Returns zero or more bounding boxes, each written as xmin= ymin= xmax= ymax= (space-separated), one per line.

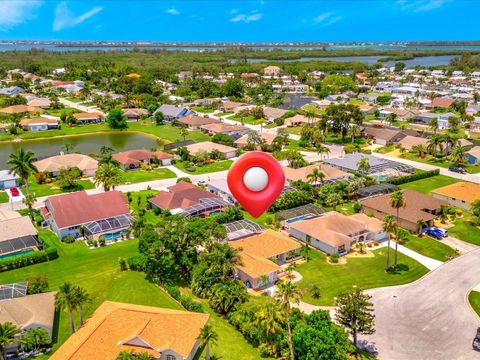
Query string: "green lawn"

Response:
xmin=401 ymin=234 xmax=457 ymax=261
xmin=242 ymin=210 xmax=277 ymax=228
xmin=449 ymin=217 xmax=480 ymax=246
xmin=468 ymin=291 xmax=480 ymax=317
xmin=120 ymin=168 xmax=176 ymax=184
xmin=285 ymin=126 xmax=303 ymax=135
xmin=23 ymin=177 xmax=95 ymax=198
xmin=0 ymin=191 xmax=8 ymax=203
xmin=175 ymin=160 xmax=233 ymax=174
xmin=128 ymin=189 xmax=160 ymax=225
xmin=296 ymin=248 xmax=429 ymax=306
xmin=401 ymin=152 xmax=480 ymax=174
xmin=229 ymin=115 xmax=265 ymax=125
xmin=192 ymin=106 xmax=215 ymax=114
xmin=399 ymin=175 xmax=460 ymax=194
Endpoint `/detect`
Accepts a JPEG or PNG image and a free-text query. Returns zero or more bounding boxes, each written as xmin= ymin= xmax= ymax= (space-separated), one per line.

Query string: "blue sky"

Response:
xmin=0 ymin=0 xmax=478 ymax=42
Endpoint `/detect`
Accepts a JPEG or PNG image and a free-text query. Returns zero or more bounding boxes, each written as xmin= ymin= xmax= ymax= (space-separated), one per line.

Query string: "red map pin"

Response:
xmin=227 ymin=151 xmax=285 ymax=218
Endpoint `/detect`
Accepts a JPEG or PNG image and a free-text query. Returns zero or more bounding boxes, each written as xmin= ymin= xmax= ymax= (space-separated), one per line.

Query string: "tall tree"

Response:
xmin=389 ymin=191 xmax=406 ymax=267
xmin=335 ymin=289 xmax=375 ymax=348
xmin=55 ymin=282 xmax=79 ymax=334
xmin=199 ymin=324 xmax=218 ymax=360
xmin=74 ymin=285 xmax=91 ymax=326
xmin=275 ymin=281 xmax=302 ymax=360
xmin=23 ymin=192 xmax=37 ymax=222
xmin=0 ymin=323 xmax=20 ymax=360
xmin=306 ymin=168 xmax=325 ymax=185
xmin=93 ymin=163 xmax=122 ymax=191
xmin=382 ymin=214 xmax=396 ymax=270
xmin=471 ymin=199 xmax=480 ymax=225
xmin=179 ymin=126 xmax=189 ymax=142
xmin=7 ymin=148 xmax=38 ymax=196
xmin=56 ymin=166 xmax=82 ymax=189
xmin=106 ymin=108 xmax=128 ymax=130
xmin=357 ymin=157 xmax=370 ymax=174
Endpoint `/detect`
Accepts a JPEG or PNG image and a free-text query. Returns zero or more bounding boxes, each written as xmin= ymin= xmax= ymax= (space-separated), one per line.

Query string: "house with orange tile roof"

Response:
xmin=199 ymin=122 xmax=248 ymax=140
xmin=289 ymin=211 xmax=387 ymax=255
xmin=72 ymin=112 xmax=104 ymax=123
xmin=0 ymin=105 xmax=44 ymax=114
xmin=229 ymin=229 xmax=302 ymax=289
xmin=33 ymin=154 xmax=98 ymax=177
xmin=431 ymin=181 xmax=480 ymax=210
xmin=19 ymin=117 xmax=59 ymax=131
xmin=185 ymin=141 xmax=237 ymax=159
xmin=112 ymin=149 xmax=173 ymax=169
xmin=283 ymin=164 xmax=351 ymax=185
xmin=49 ymin=301 xmax=209 ymax=360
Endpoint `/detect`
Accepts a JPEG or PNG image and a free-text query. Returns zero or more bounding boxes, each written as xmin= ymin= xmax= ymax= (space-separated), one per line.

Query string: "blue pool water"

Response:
xmin=0 ymin=249 xmax=33 ymax=260
xmin=375 ymin=175 xmax=388 ymax=181
xmin=103 ymin=232 xmax=121 ymax=241
xmin=287 ymin=215 xmax=312 ymax=223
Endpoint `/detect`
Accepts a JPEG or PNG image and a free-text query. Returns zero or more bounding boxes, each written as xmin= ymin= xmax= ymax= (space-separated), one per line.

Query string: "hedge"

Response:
xmin=384 ymin=169 xmax=440 ymax=185
xmin=0 ymin=247 xmax=58 ymax=272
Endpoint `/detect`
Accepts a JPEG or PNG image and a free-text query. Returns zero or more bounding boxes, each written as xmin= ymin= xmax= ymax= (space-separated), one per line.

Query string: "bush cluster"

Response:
xmin=0 ymin=247 xmax=58 ymax=272
xmin=385 ymin=169 xmax=440 ymax=185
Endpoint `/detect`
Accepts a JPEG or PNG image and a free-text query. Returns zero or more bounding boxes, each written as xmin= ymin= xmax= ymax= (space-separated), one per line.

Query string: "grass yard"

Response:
xmin=401 ymin=234 xmax=458 ymax=261
xmin=192 ymin=105 xmax=216 ymax=113
xmin=229 ymin=114 xmax=265 ymax=125
xmin=296 ymin=247 xmax=429 ymax=306
xmin=128 ymin=189 xmax=160 ymax=225
xmin=23 ymin=177 xmax=95 ymax=198
xmin=399 ymin=175 xmax=460 ymax=194
xmin=0 ymin=191 xmax=8 ymax=203
xmin=175 ymin=160 xmax=233 ymax=174
xmin=242 ymin=210 xmax=277 ymax=228
xmin=468 ymin=291 xmax=480 ymax=318
xmin=120 ymin=168 xmax=176 ymax=184
xmin=400 ymin=152 xmax=480 ymax=174
xmin=285 ymin=126 xmax=303 ymax=135
xmin=449 ymin=217 xmax=480 ymax=246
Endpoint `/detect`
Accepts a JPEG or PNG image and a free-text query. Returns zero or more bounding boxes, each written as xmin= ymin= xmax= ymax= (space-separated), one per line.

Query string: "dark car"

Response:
xmin=449 ymin=166 xmax=467 ymax=175
xmin=473 ymin=327 xmax=480 ymax=351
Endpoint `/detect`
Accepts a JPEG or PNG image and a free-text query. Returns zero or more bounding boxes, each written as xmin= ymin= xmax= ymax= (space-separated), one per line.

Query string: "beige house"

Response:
xmin=235 ymin=132 xmax=276 ymax=149
xmin=185 ymin=141 xmax=237 ymax=159
xmin=283 ymin=164 xmax=351 ymax=185
xmin=0 ymin=216 xmax=40 ymax=257
xmin=398 ymin=135 xmax=428 ymax=151
xmin=431 ymin=181 xmax=480 ymax=210
xmin=34 ymin=154 xmax=98 ymax=177
xmin=284 ymin=114 xmax=314 ymax=127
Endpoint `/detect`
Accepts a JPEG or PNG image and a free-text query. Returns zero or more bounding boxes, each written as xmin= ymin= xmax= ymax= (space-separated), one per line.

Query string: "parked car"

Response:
xmin=197 ymin=180 xmax=207 ymax=186
xmin=448 ymin=166 xmax=467 ymax=175
xmin=424 ymin=227 xmax=444 ymax=240
xmin=10 ymin=187 xmax=20 ymax=197
xmin=473 ymin=327 xmax=480 ymax=351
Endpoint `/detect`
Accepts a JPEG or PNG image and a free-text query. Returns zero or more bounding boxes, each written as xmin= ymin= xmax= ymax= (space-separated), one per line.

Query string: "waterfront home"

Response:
xmin=288 ymin=211 xmax=387 ymax=256
xmin=185 ymin=141 xmax=237 ymax=159
xmin=283 ymin=164 xmax=350 ymax=185
xmin=199 ymin=122 xmax=248 ymax=140
xmin=360 ymin=189 xmax=445 ymax=232
xmin=50 ymin=301 xmax=209 ymax=360
xmin=122 ymin=108 xmax=149 ymax=121
xmin=229 ymin=229 xmax=302 ymax=289
xmin=0 ymin=291 xmax=56 ymax=354
xmin=149 ymin=181 xmax=230 ymax=216
xmin=0 ymin=170 xmax=19 ymax=189
xmin=0 ymin=123 xmax=7 ymax=133
xmin=19 ymin=117 xmax=59 ymax=131
xmin=432 ymin=181 xmax=480 ymax=211
xmin=0 ymin=215 xmax=41 ymax=258
xmin=26 ymin=97 xmax=51 ymax=108
xmin=73 ymin=112 xmax=104 ymax=123
xmin=34 ymin=154 xmax=98 ymax=177
xmin=42 ymin=191 xmax=133 ymax=240
xmin=112 ymin=149 xmax=173 ymax=169
xmin=177 ymin=115 xmax=220 ymax=130
xmin=155 ymin=104 xmax=192 ymax=121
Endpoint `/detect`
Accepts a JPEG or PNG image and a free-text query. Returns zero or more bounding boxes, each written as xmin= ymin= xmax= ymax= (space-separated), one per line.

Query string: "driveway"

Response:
xmin=442 ymin=236 xmax=479 ymax=255
xmin=59 ymin=97 xmax=106 ymax=116
xmin=360 ymin=248 xmax=480 ymax=360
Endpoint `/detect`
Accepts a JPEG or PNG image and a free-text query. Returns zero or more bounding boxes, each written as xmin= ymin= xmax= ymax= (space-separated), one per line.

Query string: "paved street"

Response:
xmin=360 ymin=248 xmax=480 ymax=360
xmin=59 ymin=97 xmax=106 ymax=115
xmin=442 ymin=236 xmax=479 ymax=255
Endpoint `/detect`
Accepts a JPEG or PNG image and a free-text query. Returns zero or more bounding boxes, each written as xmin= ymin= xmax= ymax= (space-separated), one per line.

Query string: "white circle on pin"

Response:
xmin=243 ymin=166 xmax=269 ymax=192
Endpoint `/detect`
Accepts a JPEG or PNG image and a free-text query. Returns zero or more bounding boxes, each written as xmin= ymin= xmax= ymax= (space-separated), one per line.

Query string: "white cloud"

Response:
xmin=165 ymin=8 xmax=180 ymax=15
xmin=399 ymin=0 xmax=451 ymax=12
xmin=0 ymin=0 xmax=43 ymax=31
xmin=314 ymin=12 xmax=333 ymax=24
xmin=230 ymin=12 xmax=262 ymax=23
xmin=313 ymin=12 xmax=342 ymax=26
xmin=53 ymin=1 xmax=103 ymax=31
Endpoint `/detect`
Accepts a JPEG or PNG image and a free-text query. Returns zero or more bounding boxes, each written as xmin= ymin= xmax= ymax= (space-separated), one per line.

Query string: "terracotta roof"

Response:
xmin=0 ymin=105 xmax=44 ymax=114
xmin=283 ymin=164 xmax=349 ymax=183
xmin=112 ymin=149 xmax=172 ymax=165
xmin=45 ymin=191 xmax=129 ymax=229
xmin=360 ymin=189 xmax=445 ymax=223
xmin=149 ymin=182 xmax=219 ymax=210
xmin=73 ymin=112 xmax=103 ymax=120
xmin=122 ymin=108 xmax=149 ymax=117
xmin=49 ymin=301 xmax=209 ymax=360
xmin=20 ymin=117 xmax=58 ymax=127
xmin=27 ymin=98 xmax=51 ymax=107
xmin=235 ymin=132 xmax=276 ymax=147
xmin=289 ymin=212 xmax=375 ymax=247
xmin=185 ymin=141 xmax=236 ymax=155
xmin=199 ymin=122 xmax=247 ymax=133
xmin=431 ymin=181 xmax=480 ymax=204
xmin=220 ymin=101 xmax=248 ymax=111
xmin=350 ymin=213 xmax=384 ymax=233
xmin=398 ymin=135 xmax=428 ymax=150
xmin=263 ymin=107 xmax=288 ymax=119
xmin=432 ymin=97 xmax=455 ymax=108
xmin=0 ymin=216 xmax=37 ymax=242
xmin=177 ymin=116 xmax=220 ymax=126
xmin=284 ymin=114 xmax=311 ymax=126
xmin=34 ymin=154 xmax=98 ymax=174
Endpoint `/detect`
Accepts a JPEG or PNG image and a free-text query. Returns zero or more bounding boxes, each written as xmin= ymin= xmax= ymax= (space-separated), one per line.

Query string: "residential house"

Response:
xmin=235 ymin=132 xmax=276 ymax=149
xmin=229 ymin=229 xmax=302 ymax=289
xmin=0 ymin=86 xmax=25 ymax=96
xmin=0 ymin=123 xmax=7 ymax=133
xmin=431 ymin=97 xmax=455 ymax=109
xmin=199 ymin=123 xmax=248 ymax=140
xmin=289 ymin=211 xmax=387 ymax=255
xmin=283 ymin=164 xmax=351 ymax=185
xmin=325 ymin=94 xmax=349 ymax=103
xmin=0 ymin=215 xmax=41 ymax=257
xmin=19 ymin=117 xmax=59 ymax=131
xmin=414 ymin=112 xmax=458 ymax=129
xmin=284 ymin=114 xmax=313 ymax=127
xmin=0 ymin=291 xmax=56 ymax=354
xmin=73 ymin=112 xmax=104 ymax=123
xmin=42 ymin=191 xmax=133 ymax=240
xmin=263 ymin=66 xmax=282 ymax=77
xmin=155 ymin=105 xmax=191 ymax=121
xmin=149 ymin=181 xmax=229 ymax=216
xmin=362 ymin=126 xmax=406 ymax=146
xmin=263 ymin=106 xmax=288 ymax=122
xmin=466 ymin=105 xmax=480 ymax=116
xmin=26 ymin=97 xmax=51 ymax=108
xmin=0 ymin=105 xmax=44 ymax=115
xmin=207 ymin=178 xmax=235 ymax=204
xmin=397 ymin=135 xmax=428 ymax=151
xmin=218 ymin=101 xmax=249 ymax=113
xmin=112 ymin=149 xmax=173 ymax=169
xmin=49 ymin=301 xmax=209 ymax=360
xmin=360 ymin=189 xmax=445 ymax=232
xmin=0 ymin=170 xmax=19 ymax=189
xmin=122 ymin=108 xmax=149 ymax=121
xmin=177 ymin=115 xmax=220 ymax=130
xmin=466 ymin=146 xmax=480 ymax=164
xmin=432 ymin=181 xmax=480 ymax=211
xmin=185 ymin=141 xmax=237 ymax=159
xmin=34 ymin=154 xmax=98 ymax=177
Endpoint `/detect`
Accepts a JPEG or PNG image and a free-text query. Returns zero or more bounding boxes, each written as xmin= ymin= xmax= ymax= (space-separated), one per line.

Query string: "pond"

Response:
xmin=0 ymin=132 xmax=161 ymax=169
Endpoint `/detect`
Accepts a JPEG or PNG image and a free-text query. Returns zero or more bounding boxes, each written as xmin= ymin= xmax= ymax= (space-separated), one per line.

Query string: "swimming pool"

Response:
xmin=0 ymin=249 xmax=34 ymax=260
xmin=286 ymin=215 xmax=314 ymax=224
xmin=374 ymin=175 xmax=388 ymax=181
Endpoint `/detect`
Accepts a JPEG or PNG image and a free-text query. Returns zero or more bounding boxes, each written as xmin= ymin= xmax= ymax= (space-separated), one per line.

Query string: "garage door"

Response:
xmin=3 ymin=180 xmax=17 ymax=189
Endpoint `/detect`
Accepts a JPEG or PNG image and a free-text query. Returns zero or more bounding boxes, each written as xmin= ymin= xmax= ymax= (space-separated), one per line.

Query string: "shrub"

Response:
xmin=180 ymin=295 xmax=204 ymax=313
xmin=185 ymin=166 xmax=196 ymax=172
xmin=26 ymin=275 xmax=49 ymax=294
xmin=61 ymin=236 xmax=75 ymax=244
xmin=35 ymin=172 xmax=48 ymax=184
xmin=330 ymin=253 xmax=339 ymax=263
xmin=0 ymin=248 xmax=58 ymax=272
xmin=118 ymin=257 xmax=127 ymax=271
xmin=127 ymin=255 xmax=147 ymax=271
xmin=98 ymin=237 xmax=106 ymax=246
xmin=352 ymin=202 xmax=362 ymax=213
xmin=386 ymin=169 xmax=440 ymax=185
xmin=164 ymin=284 xmax=181 ymax=300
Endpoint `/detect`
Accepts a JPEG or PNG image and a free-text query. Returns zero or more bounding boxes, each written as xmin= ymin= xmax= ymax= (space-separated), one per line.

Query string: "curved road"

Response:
xmin=360 ymin=248 xmax=480 ymax=360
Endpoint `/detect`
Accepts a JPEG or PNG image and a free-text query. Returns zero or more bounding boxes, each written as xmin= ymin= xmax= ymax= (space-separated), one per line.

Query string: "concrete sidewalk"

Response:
xmin=373 ymin=241 xmax=443 ymax=271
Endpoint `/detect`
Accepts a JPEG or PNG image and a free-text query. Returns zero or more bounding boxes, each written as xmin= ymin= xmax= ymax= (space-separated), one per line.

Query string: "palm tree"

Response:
xmin=199 ymin=324 xmax=218 ymax=360
xmin=254 ymin=301 xmax=285 ymax=337
xmin=315 ymin=144 xmax=330 ymax=159
xmin=450 ymin=145 xmax=466 ymax=165
xmin=304 ymin=108 xmax=317 ymax=126
xmin=7 ymin=148 xmax=38 ymax=196
xmin=429 ymin=117 xmax=438 ymax=134
xmin=357 ymin=157 xmax=370 ymax=174
xmin=416 ymin=219 xmax=428 ymax=235
xmin=55 ymin=282 xmax=79 ymax=334
xmin=62 ymin=143 xmax=74 ymax=154
xmin=0 ymin=322 xmax=20 ymax=360
xmin=75 ymin=285 xmax=91 ymax=326
xmin=93 ymin=163 xmax=122 ymax=191
xmin=179 ymin=126 xmax=189 ymax=142
xmin=348 ymin=124 xmax=361 ymax=143
xmin=275 ymin=281 xmax=302 ymax=360
xmin=306 ymin=168 xmax=325 ymax=185
xmin=382 ymin=214 xmax=396 ymax=270
xmin=23 ymin=193 xmax=37 ymax=222
xmin=412 ymin=144 xmax=427 ymax=158
xmin=390 ymin=191 xmax=406 ymax=267
xmin=470 ymin=199 xmax=480 ymax=225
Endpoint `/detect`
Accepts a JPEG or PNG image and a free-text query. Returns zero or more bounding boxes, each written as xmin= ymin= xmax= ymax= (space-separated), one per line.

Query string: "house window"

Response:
xmin=166 ymin=356 xmax=176 ymax=360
